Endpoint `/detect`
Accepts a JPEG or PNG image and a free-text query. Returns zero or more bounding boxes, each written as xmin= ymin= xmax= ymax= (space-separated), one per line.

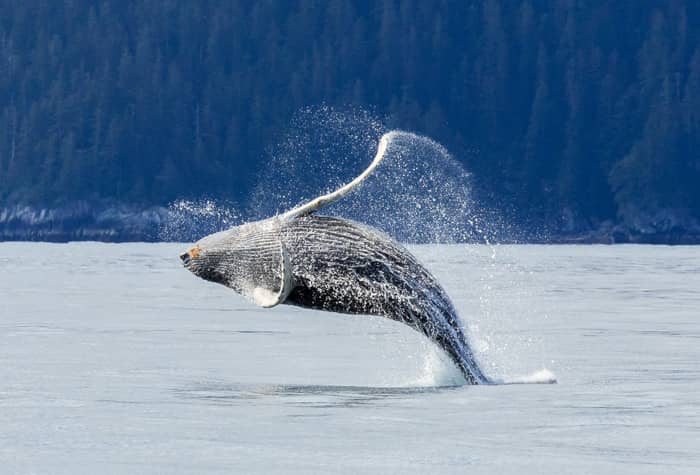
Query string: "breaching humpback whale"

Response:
xmin=180 ymin=132 xmax=490 ymax=384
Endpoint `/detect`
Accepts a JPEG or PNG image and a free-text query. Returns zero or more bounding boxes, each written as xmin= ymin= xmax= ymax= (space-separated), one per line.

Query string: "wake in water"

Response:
xmin=400 ymin=341 xmax=556 ymax=387
xmin=500 ymin=369 xmax=558 ymax=385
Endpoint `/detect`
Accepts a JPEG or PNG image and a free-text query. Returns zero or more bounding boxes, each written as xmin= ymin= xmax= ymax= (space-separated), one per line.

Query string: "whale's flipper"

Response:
xmin=280 ymin=132 xmax=394 ymax=220
xmin=252 ymin=240 xmax=292 ymax=308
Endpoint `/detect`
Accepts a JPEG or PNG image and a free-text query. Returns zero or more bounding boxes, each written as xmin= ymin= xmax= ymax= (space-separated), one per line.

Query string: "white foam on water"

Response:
xmin=410 ymin=345 xmax=466 ymax=388
xmin=397 ymin=341 xmax=557 ymax=387
xmin=493 ymin=368 xmax=558 ymax=385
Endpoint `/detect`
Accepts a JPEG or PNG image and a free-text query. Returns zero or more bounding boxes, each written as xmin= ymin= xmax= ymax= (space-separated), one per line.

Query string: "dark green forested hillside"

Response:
xmin=1 ymin=0 xmax=699 ymax=238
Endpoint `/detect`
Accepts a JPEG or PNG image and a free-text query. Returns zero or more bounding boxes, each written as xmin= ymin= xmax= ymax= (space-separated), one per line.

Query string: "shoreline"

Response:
xmin=3 ymin=232 xmax=698 ymax=245
xmin=2 ymin=203 xmax=699 ymax=245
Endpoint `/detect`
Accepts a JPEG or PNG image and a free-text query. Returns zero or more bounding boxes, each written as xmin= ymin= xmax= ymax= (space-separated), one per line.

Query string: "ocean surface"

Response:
xmin=1 ymin=243 xmax=699 ymax=474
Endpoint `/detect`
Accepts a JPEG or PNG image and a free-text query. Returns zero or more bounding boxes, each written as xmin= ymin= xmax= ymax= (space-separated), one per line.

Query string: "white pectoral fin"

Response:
xmin=252 ymin=286 xmax=283 ymax=308
xmin=280 ymin=132 xmax=393 ymax=220
xmin=252 ymin=241 xmax=293 ymax=308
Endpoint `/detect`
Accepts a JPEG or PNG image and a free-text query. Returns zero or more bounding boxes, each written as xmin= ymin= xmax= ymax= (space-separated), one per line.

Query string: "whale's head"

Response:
xmin=180 ymin=218 xmax=292 ymax=307
xmin=180 ymin=240 xmax=225 ymax=286
xmin=179 ymin=132 xmax=394 ymax=308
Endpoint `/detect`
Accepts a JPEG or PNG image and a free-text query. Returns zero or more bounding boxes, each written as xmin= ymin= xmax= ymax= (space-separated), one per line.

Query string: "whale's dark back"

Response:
xmin=281 ymin=215 xmax=487 ymax=384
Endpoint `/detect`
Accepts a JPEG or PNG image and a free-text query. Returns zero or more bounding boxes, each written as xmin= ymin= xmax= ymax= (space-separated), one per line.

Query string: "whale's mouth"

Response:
xmin=179 ymin=245 xmax=229 ymax=287
xmin=180 ymin=245 xmax=201 ymax=266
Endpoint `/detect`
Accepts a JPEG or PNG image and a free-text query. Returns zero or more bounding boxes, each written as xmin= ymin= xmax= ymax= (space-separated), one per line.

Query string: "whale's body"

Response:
xmin=181 ymin=132 xmax=489 ymax=384
xmin=183 ymin=214 xmax=488 ymax=384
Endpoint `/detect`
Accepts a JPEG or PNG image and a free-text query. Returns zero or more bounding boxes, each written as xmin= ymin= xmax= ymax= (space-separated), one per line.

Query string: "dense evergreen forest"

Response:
xmin=1 ymin=1 xmax=699 ymax=239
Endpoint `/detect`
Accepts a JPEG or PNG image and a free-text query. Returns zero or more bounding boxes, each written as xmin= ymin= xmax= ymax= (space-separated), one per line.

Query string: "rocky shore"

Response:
xmin=0 ymin=202 xmax=170 ymax=242
xmin=1 ymin=202 xmax=699 ymax=244
xmin=549 ymin=208 xmax=700 ymax=244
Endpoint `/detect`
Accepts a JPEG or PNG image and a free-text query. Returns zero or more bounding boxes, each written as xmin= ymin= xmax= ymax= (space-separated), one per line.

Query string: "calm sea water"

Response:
xmin=1 ymin=242 xmax=699 ymax=474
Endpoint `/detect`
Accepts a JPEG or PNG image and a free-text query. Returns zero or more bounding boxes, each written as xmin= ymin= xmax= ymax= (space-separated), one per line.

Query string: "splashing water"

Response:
xmin=163 ymin=106 xmax=497 ymax=244
xmin=334 ymin=130 xmax=483 ymax=243
xmin=500 ymin=369 xmax=558 ymax=385
xmin=250 ymin=106 xmax=494 ymax=243
xmin=412 ymin=341 xmax=468 ymax=387
xmin=159 ymin=199 xmax=241 ymax=242
xmin=248 ymin=106 xmax=384 ymax=219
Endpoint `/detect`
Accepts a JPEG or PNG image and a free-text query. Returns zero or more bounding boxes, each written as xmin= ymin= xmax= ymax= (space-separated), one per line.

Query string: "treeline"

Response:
xmin=1 ymin=0 xmax=699 ymax=229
